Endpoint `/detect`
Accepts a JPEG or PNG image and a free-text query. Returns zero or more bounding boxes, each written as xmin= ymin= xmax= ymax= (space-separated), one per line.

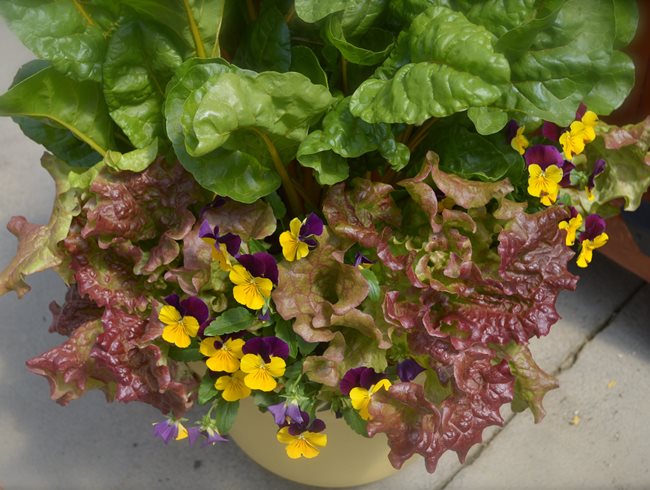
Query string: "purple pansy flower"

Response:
xmin=579 ymin=214 xmax=607 ymax=242
xmin=524 ymin=144 xmax=574 ymax=186
xmin=198 ymin=220 xmax=241 ymax=258
xmin=268 ymin=400 xmax=304 ymax=426
xmin=396 ymin=359 xmax=425 ymax=382
xmin=587 ymin=159 xmax=606 ymax=191
xmin=575 ymin=103 xmax=588 ymax=121
xmin=153 ymin=419 xmax=184 ymax=445
xmin=339 ymin=367 xmax=386 ymax=396
xmin=164 ymin=294 xmax=210 ymax=327
xmin=188 ymin=426 xmax=228 ymax=447
xmin=238 ymin=252 xmax=279 ymax=285
xmin=198 ymin=196 xmax=227 ymax=219
xmin=298 ymin=213 xmax=324 ymax=248
xmin=243 ymin=336 xmax=289 ymax=362
xmin=353 ymin=252 xmax=373 ymax=268
xmin=542 ymin=121 xmax=561 ymax=141
xmin=283 ymin=410 xmax=326 ymax=436
xmin=505 ymin=120 xmax=519 ymax=141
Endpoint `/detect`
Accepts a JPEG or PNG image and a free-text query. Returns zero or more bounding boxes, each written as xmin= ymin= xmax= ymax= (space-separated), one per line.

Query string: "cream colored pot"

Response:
xmin=229 ymin=398 xmax=404 ymax=488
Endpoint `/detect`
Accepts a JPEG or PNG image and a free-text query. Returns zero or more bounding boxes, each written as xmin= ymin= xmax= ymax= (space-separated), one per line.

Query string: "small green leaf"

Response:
xmin=467 ymin=106 xmax=509 ymax=135
xmin=204 ymin=307 xmax=256 ymax=336
xmin=198 ymin=375 xmax=219 ymax=404
xmin=341 ymin=0 xmax=388 ymax=37
xmin=214 ymin=398 xmax=239 ymax=434
xmin=341 ymin=406 xmax=369 ymax=437
xmin=423 ymin=369 xmax=453 ymax=404
xmin=324 ymin=13 xmax=394 ymax=66
xmin=275 ymin=317 xmax=300 ymax=358
xmin=290 ymin=46 xmax=328 ymax=87
xmin=167 ymin=345 xmax=204 ymax=362
xmin=295 ymin=0 xmax=348 ymax=23
xmin=359 ymin=268 xmax=380 ymax=302
xmin=104 ymin=140 xmax=158 ymax=172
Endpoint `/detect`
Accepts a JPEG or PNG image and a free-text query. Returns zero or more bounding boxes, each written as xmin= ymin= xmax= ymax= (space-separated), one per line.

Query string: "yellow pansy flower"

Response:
xmin=159 ymin=305 xmax=199 ymax=349
xmin=276 ymin=427 xmax=328 ymax=459
xmin=558 ymin=214 xmax=583 ymax=246
xmin=511 ymin=126 xmax=529 ymax=155
xmin=279 ymin=218 xmax=310 ymax=262
xmin=229 ymin=264 xmax=273 ymax=310
xmin=215 ymin=370 xmax=252 ymax=402
xmin=527 ymin=164 xmax=563 ymax=206
xmin=239 ymin=353 xmax=286 ymax=391
xmin=349 ymin=378 xmax=392 ymax=421
xmin=200 ymin=337 xmax=245 ymax=373
xmin=577 ymin=233 xmax=609 ymax=268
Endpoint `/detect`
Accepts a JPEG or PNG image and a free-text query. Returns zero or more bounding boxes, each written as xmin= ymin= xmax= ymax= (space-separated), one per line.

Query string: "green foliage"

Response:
xmin=214 ymin=398 xmax=239 ymax=434
xmin=198 ymin=375 xmax=219 ymax=404
xmin=204 ymin=307 xmax=256 ymax=336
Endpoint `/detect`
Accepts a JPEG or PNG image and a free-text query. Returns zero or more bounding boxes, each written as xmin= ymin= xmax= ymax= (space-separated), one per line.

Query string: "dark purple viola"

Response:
xmin=243 ymin=336 xmax=289 ymax=362
xmin=587 ymin=159 xmax=606 ymax=191
xmin=339 ymin=367 xmax=385 ymax=396
xmin=542 ymin=121 xmax=561 ymax=141
xmin=579 ymin=214 xmax=607 ymax=242
xmin=285 ymin=410 xmax=326 ymax=436
xmin=299 ymin=213 xmax=324 ymax=247
xmin=575 ymin=102 xmax=588 ymax=121
xmin=198 ymin=196 xmax=227 ymax=219
xmin=198 ymin=220 xmax=241 ymax=257
xmin=238 ymin=252 xmax=279 ymax=285
xmin=504 ymin=120 xmax=519 ymax=141
xmin=164 ymin=294 xmax=210 ymax=327
xmin=396 ymin=359 xmax=425 ymax=382
xmin=268 ymin=400 xmax=304 ymax=426
xmin=353 ymin=252 xmax=373 ymax=268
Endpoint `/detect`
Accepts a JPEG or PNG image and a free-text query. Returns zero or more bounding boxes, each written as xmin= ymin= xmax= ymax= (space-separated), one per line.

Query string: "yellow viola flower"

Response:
xmin=279 ymin=213 xmax=323 ymax=262
xmin=229 ymin=264 xmax=273 ymax=310
xmin=527 ymin=164 xmax=563 ymax=206
xmin=559 ymin=122 xmax=587 ymax=160
xmin=577 ymin=233 xmax=609 ymax=268
xmin=159 ymin=305 xmax=200 ymax=349
xmin=239 ymin=353 xmax=286 ymax=391
xmin=558 ymin=214 xmax=583 ymax=246
xmin=280 ymin=218 xmax=310 ymax=262
xmin=511 ymin=126 xmax=529 ymax=155
xmin=215 ymin=370 xmax=252 ymax=402
xmin=276 ymin=427 xmax=328 ymax=459
xmin=200 ymin=337 xmax=245 ymax=373
xmin=580 ymin=110 xmax=598 ymax=143
xmin=349 ymin=378 xmax=392 ymax=421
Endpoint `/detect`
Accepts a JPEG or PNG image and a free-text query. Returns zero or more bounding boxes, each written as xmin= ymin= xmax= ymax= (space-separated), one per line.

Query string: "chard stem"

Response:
xmin=251 ymin=128 xmax=303 ymax=216
xmin=183 ymin=0 xmax=207 ymax=58
xmin=72 ymin=0 xmax=95 ymax=26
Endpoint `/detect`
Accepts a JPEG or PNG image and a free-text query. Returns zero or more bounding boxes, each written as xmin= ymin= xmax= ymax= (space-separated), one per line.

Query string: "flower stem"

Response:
xmin=183 ymin=0 xmax=207 ymax=58
xmin=251 ymin=128 xmax=303 ymax=216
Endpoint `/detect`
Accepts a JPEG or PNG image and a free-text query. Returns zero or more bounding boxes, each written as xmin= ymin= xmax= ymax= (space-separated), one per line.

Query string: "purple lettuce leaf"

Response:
xmin=164 ymin=219 xmax=213 ymax=295
xmin=273 ymin=230 xmax=376 ymax=343
xmin=323 ymin=178 xmax=405 ymax=270
xmin=48 ymin=285 xmax=103 ymax=336
xmin=0 ymin=154 xmax=85 ymax=297
xmin=201 ymin=198 xmax=277 ymax=241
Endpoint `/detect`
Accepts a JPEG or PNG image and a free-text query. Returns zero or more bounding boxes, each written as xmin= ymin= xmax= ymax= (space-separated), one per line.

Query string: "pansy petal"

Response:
xmin=280 ymin=231 xmax=300 ymax=262
xmin=229 ymin=265 xmax=253 ymax=286
xmin=289 ymin=217 xmax=302 ymax=237
xmin=200 ymin=337 xmax=221 ymax=357
xmin=266 ymin=356 xmax=287 ymax=378
xmin=300 ymin=213 xmax=324 ymax=238
xmin=159 ymin=305 xmax=182 ymax=325
xmin=180 ymin=297 xmax=209 ymax=325
xmin=182 ymin=316 xmax=200 ymax=338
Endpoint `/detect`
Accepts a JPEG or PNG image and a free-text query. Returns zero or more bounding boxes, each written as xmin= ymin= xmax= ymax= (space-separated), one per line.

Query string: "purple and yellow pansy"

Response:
xmin=158 ymin=294 xmax=209 ymax=348
xmin=279 ymin=213 xmax=323 ymax=262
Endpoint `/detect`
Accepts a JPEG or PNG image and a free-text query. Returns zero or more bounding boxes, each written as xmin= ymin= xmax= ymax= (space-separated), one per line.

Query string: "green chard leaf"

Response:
xmin=297 ymin=97 xmax=409 ymax=184
xmin=289 ymin=46 xmax=329 ymax=88
xmin=166 ymin=58 xmax=334 ymax=202
xmin=102 ymin=19 xmax=184 ymax=148
xmin=0 ymin=65 xmax=113 ymax=158
xmin=233 ymin=3 xmax=291 ymax=72
xmin=294 ymin=0 xmax=348 ymax=23
xmin=103 ymin=140 xmax=158 ymax=173
xmin=341 ymin=0 xmax=389 ymax=38
xmin=204 ymin=307 xmax=257 ymax=336
xmin=0 ymin=0 xmax=117 ymax=82
xmin=350 ymin=5 xmax=510 ymax=124
xmin=324 ymin=13 xmax=394 ymax=66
